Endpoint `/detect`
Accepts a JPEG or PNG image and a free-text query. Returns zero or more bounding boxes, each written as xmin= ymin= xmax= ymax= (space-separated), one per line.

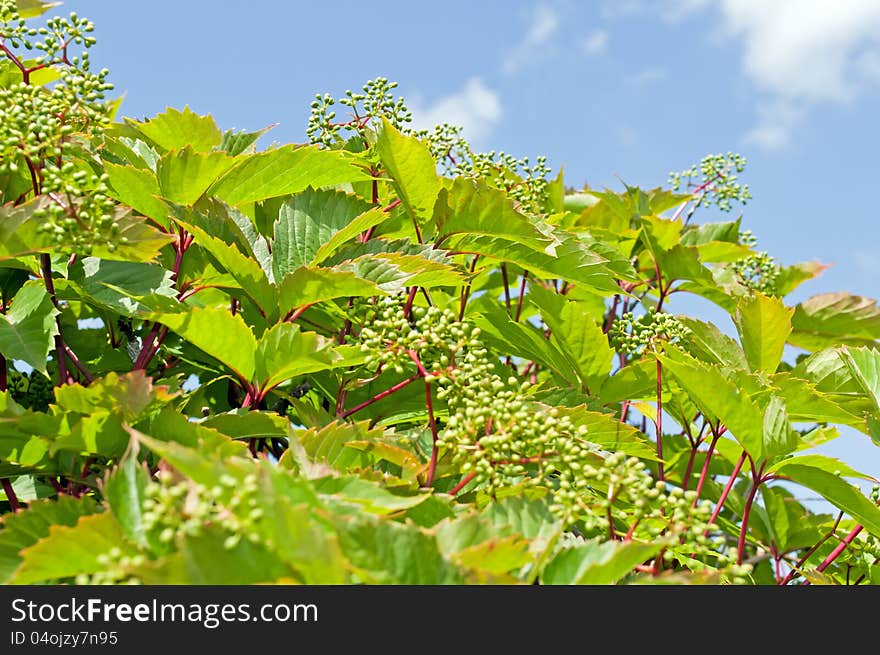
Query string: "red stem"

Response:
xmin=500 ymin=264 xmax=512 ymax=317
xmin=405 ymin=350 xmax=439 ymax=485
xmin=449 ymin=472 xmax=476 ymax=496
xmin=736 ymin=466 xmax=762 ymax=565
xmin=810 ymin=525 xmax=865 ymax=581
xmin=681 ymin=444 xmax=697 ymax=491
xmin=514 ymin=271 xmax=528 ymax=323
xmin=780 ymin=512 xmax=843 ymax=585
xmin=1 ymin=478 xmax=21 ymax=512
xmin=703 ymin=450 xmax=746 ymax=535
xmin=62 ymin=344 xmax=94 ymax=383
xmin=341 ymin=374 xmax=421 ymax=419
xmin=655 ymin=357 xmax=664 ymax=482
xmin=603 ymin=294 xmax=620 ymax=334
xmin=691 ymin=433 xmax=720 ymax=506
xmin=403 ymin=286 xmax=418 ymax=318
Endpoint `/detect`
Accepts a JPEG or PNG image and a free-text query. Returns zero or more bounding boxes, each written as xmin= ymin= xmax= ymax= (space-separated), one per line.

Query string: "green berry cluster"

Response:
xmin=459 ymin=151 xmax=551 ymax=216
xmin=359 ymin=297 xmax=476 ymax=375
xmin=306 ymin=77 xmax=412 ymax=147
xmin=608 ymin=311 xmax=692 ymax=357
xmin=74 ymin=548 xmax=144 ymax=585
xmin=554 ymin=453 xmax=726 ymax=562
xmin=729 ymin=251 xmax=780 ymax=295
xmin=32 ymin=165 xmax=121 ymax=253
xmin=7 ymin=368 xmax=53 ymax=412
xmin=0 ymin=2 xmax=117 ymax=250
xmin=413 ymin=122 xmax=469 ymax=175
xmin=669 ymin=152 xmax=751 ymax=212
xmin=739 ymin=229 xmax=757 ymax=247
xmin=141 ymin=471 xmax=268 ymax=551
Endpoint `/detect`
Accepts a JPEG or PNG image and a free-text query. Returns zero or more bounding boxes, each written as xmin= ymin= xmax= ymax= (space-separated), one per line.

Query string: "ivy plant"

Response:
xmin=0 ymin=0 xmax=878 ymax=586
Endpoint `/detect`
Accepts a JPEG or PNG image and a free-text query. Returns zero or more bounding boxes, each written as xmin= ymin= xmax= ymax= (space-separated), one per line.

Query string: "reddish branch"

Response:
xmin=691 ymin=432 xmax=721 ymax=506
xmin=341 ymin=374 xmax=421 ymax=419
xmin=407 ymin=350 xmax=439 ymax=484
xmin=779 ymin=512 xmax=843 ymax=585
xmin=703 ymin=450 xmax=746 ymax=536
xmin=1 ymin=478 xmax=21 ymax=512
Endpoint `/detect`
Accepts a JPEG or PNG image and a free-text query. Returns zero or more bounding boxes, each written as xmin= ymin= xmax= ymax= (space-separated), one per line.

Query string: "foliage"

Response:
xmin=0 ymin=1 xmax=878 ymax=586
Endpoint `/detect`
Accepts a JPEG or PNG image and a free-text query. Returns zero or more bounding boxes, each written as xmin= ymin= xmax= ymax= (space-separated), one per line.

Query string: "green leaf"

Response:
xmin=541 ymin=539 xmax=661 ymax=584
xmin=0 ymin=496 xmax=98 ymax=583
xmin=278 ymin=267 xmax=385 ymax=318
xmin=314 ymin=476 xmax=429 ymax=515
xmin=762 ymin=395 xmax=797 ymax=460
xmin=473 ymin=310 xmax=580 ymax=387
xmin=179 ymin=526 xmax=294 ymax=584
xmin=733 ymin=293 xmax=794 ymax=372
xmin=71 ymin=257 xmax=176 ymax=317
xmin=54 ymin=370 xmax=169 ymax=422
xmin=15 ymin=0 xmax=60 ymax=19
xmin=104 ymin=446 xmax=151 ymax=547
xmin=453 ymin=535 xmax=533 ymax=576
xmin=775 ymin=261 xmax=828 ymax=297
xmin=547 ymin=405 xmax=657 ymax=459
xmin=272 ymin=188 xmax=373 ymax=277
xmin=333 ymin=515 xmax=462 ymax=584
xmin=839 ymin=346 xmax=880 ymax=417
xmin=790 ymin=292 xmax=880 ymax=350
xmin=434 ymin=177 xmax=552 ymax=252
xmin=313 ymin=207 xmax=388 ymax=265
xmin=156 ymin=147 xmax=238 ymax=205
xmin=528 ymin=285 xmax=613 ymax=391
xmin=209 ymin=145 xmax=370 ymax=205
xmin=769 ymin=454 xmax=874 ymax=481
xmin=126 ymin=106 xmax=222 ymax=153
xmin=779 ymin=464 xmax=880 ymax=536
xmin=11 ymin=512 xmax=135 ymax=584
xmin=260 ymin=502 xmax=347 ymax=584
xmin=680 ymin=219 xmax=742 ymax=246
xmin=660 ymin=352 xmax=765 ymax=461
xmin=0 ymin=280 xmax=58 ymax=374
xmin=146 ymin=308 xmax=256 ymax=381
xmin=218 ymin=124 xmax=275 ymax=156
xmin=172 ymin=216 xmax=276 ymax=319
xmin=336 ymin=253 xmax=462 ymax=293
xmin=375 ymin=118 xmax=440 ymax=233
xmin=451 ymin=233 xmax=626 ymax=295
xmin=104 ymin=162 xmax=168 ymax=223
xmin=680 ymin=317 xmax=748 ymax=369
xmin=254 ymin=323 xmax=341 ymax=391
xmin=146 ymin=409 xmax=248 ymax=459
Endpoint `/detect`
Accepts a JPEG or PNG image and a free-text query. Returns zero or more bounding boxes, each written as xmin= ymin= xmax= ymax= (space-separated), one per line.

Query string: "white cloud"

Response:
xmin=410 ymin=78 xmax=502 ymax=146
xmin=625 ymin=66 xmax=667 ymax=86
xmin=674 ymin=1 xmax=880 ymax=151
xmin=743 ymin=99 xmax=805 ymax=151
xmin=581 ymin=30 xmax=609 ymax=55
xmin=503 ymin=5 xmax=560 ymax=75
xmin=720 ymin=0 xmax=880 ymax=103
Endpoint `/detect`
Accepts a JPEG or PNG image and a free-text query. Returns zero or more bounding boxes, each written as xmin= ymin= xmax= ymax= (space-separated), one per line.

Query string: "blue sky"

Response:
xmin=66 ymin=0 xmax=880 ymax=484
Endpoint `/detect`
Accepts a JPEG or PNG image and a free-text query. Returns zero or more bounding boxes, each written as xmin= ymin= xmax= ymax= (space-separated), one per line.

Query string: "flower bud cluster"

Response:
xmin=356 ymin=296 xmax=715 ymax=553
xmin=141 ymin=471 xmax=268 ymax=552
xmin=306 ymin=77 xmax=412 ymax=147
xmin=729 ymin=251 xmax=780 ymax=295
xmin=0 ymin=2 xmax=116 ymax=250
xmin=74 ymin=547 xmax=144 ymax=585
xmin=608 ymin=310 xmax=692 ymax=357
xmin=669 ymin=152 xmax=751 ymax=212
xmin=7 ymin=369 xmax=53 ymax=412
